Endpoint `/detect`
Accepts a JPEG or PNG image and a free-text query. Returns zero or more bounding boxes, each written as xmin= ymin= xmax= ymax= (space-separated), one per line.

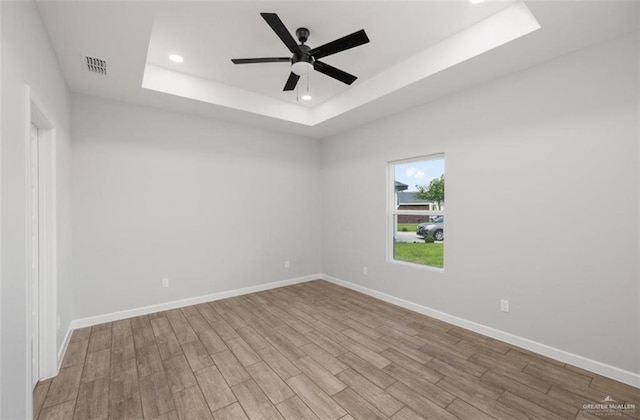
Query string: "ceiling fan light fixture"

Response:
xmin=291 ymin=61 xmax=313 ymax=76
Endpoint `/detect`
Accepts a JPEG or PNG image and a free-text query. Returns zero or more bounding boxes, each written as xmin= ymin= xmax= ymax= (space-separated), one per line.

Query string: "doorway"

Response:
xmin=27 ymin=91 xmax=59 ymax=395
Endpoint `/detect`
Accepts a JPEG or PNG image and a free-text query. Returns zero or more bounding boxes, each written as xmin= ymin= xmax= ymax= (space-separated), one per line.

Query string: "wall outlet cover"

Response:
xmin=500 ymin=299 xmax=509 ymax=313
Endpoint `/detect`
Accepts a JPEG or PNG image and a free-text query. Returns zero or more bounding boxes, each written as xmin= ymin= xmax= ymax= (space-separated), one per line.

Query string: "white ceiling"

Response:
xmin=36 ymin=1 xmax=639 ymax=138
xmin=146 ymin=1 xmax=512 ymax=107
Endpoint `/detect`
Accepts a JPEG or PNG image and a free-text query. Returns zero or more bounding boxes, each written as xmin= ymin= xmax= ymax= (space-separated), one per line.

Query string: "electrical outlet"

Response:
xmin=500 ymin=299 xmax=509 ymax=313
xmin=362 ymin=266 xmax=368 ymax=275
xmin=162 ymin=278 xmax=169 ymax=288
xmin=284 ymin=260 xmax=290 ymax=269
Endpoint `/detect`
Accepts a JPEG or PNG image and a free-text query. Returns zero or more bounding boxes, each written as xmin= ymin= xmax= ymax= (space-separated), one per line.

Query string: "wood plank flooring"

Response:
xmin=34 ymin=280 xmax=639 ymax=420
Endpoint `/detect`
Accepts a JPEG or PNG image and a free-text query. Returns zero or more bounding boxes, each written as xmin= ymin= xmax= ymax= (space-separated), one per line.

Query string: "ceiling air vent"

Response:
xmin=84 ymin=56 xmax=107 ymax=75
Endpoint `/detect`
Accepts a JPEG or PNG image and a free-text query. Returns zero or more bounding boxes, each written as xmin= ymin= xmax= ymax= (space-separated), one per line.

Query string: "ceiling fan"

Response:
xmin=231 ymin=13 xmax=370 ymax=91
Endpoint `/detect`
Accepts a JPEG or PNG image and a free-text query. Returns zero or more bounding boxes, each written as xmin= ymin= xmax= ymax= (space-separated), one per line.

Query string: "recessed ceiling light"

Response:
xmin=169 ymin=54 xmax=184 ymax=63
xmin=301 ymin=93 xmax=312 ymax=101
xmin=469 ymin=0 xmax=485 ymax=3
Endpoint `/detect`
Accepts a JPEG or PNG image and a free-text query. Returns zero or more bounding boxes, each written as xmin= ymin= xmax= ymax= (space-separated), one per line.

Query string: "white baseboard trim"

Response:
xmin=70 ymin=274 xmax=321 ymax=330
xmin=63 ymin=272 xmax=638 ymax=388
xmin=56 ymin=326 xmax=72 ymax=374
xmin=320 ymin=273 xmax=640 ymax=389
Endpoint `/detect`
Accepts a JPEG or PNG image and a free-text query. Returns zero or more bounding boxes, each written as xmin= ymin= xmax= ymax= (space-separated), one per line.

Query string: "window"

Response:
xmin=389 ymin=155 xmax=445 ymax=268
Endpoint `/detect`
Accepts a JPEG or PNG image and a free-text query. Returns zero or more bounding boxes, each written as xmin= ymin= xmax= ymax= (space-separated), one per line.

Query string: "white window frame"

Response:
xmin=387 ymin=154 xmax=445 ymax=271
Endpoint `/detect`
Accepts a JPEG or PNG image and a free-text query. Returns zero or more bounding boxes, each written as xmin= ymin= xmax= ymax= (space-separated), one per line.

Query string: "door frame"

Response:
xmin=25 ymin=86 xmax=58 ymax=395
xmin=29 ymin=123 xmax=40 ymax=389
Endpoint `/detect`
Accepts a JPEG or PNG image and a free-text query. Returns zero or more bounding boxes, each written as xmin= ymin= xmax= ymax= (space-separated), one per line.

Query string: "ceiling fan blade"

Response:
xmin=231 ymin=57 xmax=291 ymax=64
xmin=260 ymin=13 xmax=302 ymax=55
xmin=283 ymin=72 xmax=300 ymax=91
xmin=308 ymin=29 xmax=369 ymax=60
xmin=313 ymin=61 xmax=357 ymax=85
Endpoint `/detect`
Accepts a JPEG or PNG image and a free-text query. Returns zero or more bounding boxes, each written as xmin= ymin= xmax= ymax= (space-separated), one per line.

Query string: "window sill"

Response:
xmin=387 ymin=258 xmax=445 ymax=273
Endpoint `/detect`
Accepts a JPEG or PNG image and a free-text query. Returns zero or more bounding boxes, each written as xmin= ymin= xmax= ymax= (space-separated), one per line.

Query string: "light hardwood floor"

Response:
xmin=34 ymin=280 xmax=639 ymax=420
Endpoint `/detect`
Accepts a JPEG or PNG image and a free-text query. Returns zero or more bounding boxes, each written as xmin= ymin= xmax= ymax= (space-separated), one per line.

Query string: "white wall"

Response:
xmin=71 ymin=95 xmax=322 ymax=319
xmin=1 ymin=0 xmax=73 ymax=418
xmin=321 ymin=33 xmax=639 ymax=375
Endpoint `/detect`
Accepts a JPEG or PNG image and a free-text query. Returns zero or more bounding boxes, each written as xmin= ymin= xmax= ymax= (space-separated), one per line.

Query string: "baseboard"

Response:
xmin=64 ymin=272 xmax=639 ymax=388
xmin=70 ymin=274 xmax=321 ymax=330
xmin=320 ymin=273 xmax=640 ymax=389
xmin=56 ymin=326 xmax=72 ymax=373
